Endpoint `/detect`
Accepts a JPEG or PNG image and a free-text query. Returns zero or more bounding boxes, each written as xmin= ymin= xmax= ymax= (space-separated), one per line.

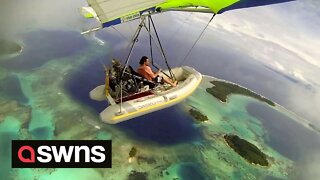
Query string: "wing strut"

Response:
xmin=117 ymin=14 xmax=178 ymax=112
xmin=147 ymin=15 xmax=176 ymax=81
xmin=119 ymin=16 xmax=146 ymax=113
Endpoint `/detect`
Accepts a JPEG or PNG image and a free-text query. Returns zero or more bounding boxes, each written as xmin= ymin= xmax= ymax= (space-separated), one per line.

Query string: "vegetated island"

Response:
xmin=128 ymin=170 xmax=148 ymax=180
xmin=0 ymin=39 xmax=22 ymax=56
xmin=224 ymin=134 xmax=269 ymax=166
xmin=189 ymin=109 xmax=208 ymax=122
xmin=206 ymin=80 xmax=275 ymax=106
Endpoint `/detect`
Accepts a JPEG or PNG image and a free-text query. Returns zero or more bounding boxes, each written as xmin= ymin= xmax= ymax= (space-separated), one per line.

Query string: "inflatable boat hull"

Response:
xmin=90 ymin=66 xmax=202 ymax=124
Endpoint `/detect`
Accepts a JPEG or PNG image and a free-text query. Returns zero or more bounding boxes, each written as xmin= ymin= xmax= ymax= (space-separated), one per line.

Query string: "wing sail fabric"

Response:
xmin=219 ymin=0 xmax=296 ymax=13
xmin=84 ymin=0 xmax=296 ymax=28
xmin=156 ymin=0 xmax=295 ymax=14
xmin=87 ymin=0 xmax=166 ymax=27
xmin=80 ymin=7 xmax=97 ymax=19
xmin=156 ymin=0 xmax=240 ymax=14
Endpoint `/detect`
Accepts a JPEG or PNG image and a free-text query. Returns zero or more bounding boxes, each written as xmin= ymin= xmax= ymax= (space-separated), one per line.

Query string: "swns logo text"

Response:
xmin=12 ymin=140 xmax=111 ymax=168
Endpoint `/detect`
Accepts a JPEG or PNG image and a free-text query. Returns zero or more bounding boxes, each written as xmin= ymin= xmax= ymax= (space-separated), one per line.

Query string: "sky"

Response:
xmin=0 ymin=0 xmax=319 ymax=125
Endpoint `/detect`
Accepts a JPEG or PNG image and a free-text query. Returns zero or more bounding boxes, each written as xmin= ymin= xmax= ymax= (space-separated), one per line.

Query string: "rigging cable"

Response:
xmin=179 ymin=14 xmax=216 ymax=66
xmin=143 ymin=17 xmax=174 ymax=80
xmin=148 ymin=16 xmax=154 ymax=64
xmin=111 ymin=26 xmax=131 ymax=43
xmin=111 ymin=26 xmax=134 ymax=63
xmin=118 ymin=17 xmax=146 ymax=111
xmin=167 ymin=10 xmax=194 ymax=43
xmin=121 ymin=17 xmax=145 ymax=79
xmin=147 ymin=15 xmax=169 ymax=78
xmin=149 ymin=16 xmax=176 ymax=80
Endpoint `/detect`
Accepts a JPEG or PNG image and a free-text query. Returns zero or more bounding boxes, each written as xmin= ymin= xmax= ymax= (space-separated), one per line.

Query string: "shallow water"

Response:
xmin=0 ymin=74 xmax=29 ymax=104
xmin=247 ymin=102 xmax=320 ymax=162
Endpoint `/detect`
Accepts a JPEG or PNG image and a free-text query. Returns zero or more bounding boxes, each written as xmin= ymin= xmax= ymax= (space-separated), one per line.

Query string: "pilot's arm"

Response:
xmin=145 ymin=66 xmax=158 ymax=79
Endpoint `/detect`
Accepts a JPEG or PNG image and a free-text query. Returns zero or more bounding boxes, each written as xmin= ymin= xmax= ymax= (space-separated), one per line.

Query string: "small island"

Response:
xmin=206 ymin=80 xmax=275 ymax=106
xmin=224 ymin=134 xmax=269 ymax=166
xmin=189 ymin=109 xmax=208 ymax=122
xmin=0 ymin=39 xmax=22 ymax=56
xmin=128 ymin=170 xmax=148 ymax=180
xmin=129 ymin=147 xmax=137 ymax=158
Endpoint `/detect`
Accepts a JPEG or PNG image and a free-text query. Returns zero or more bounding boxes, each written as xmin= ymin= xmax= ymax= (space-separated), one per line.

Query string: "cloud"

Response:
xmin=296 ymin=152 xmax=320 ymax=179
xmin=286 ymin=86 xmax=320 ymax=127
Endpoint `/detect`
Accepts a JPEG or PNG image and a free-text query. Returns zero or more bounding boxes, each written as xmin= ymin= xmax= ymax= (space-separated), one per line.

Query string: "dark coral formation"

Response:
xmin=0 ymin=100 xmax=31 ymax=127
xmin=189 ymin=109 xmax=208 ymax=122
xmin=206 ymin=80 xmax=275 ymax=106
xmin=224 ymin=134 xmax=269 ymax=166
xmin=137 ymin=156 xmax=156 ymax=165
xmin=129 ymin=147 xmax=137 ymax=158
xmin=128 ymin=170 xmax=148 ymax=180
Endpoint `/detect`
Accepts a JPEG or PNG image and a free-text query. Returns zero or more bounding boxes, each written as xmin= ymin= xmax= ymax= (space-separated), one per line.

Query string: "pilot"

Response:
xmin=137 ymin=56 xmax=177 ymax=87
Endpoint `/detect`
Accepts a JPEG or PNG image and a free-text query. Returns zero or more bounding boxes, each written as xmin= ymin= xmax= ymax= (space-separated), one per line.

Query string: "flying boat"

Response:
xmin=80 ymin=0 xmax=295 ymax=124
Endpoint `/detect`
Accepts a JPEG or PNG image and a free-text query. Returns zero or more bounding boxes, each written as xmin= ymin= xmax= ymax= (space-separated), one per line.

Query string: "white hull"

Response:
xmin=90 ymin=66 xmax=202 ymax=124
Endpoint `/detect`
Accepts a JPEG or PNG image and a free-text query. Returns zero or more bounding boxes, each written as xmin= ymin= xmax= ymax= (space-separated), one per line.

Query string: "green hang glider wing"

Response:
xmin=157 ymin=0 xmax=240 ymax=14
xmin=81 ymin=0 xmax=295 ymax=28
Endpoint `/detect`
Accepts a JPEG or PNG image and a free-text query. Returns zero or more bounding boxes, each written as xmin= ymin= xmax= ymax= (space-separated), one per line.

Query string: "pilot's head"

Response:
xmin=139 ymin=56 xmax=150 ymax=66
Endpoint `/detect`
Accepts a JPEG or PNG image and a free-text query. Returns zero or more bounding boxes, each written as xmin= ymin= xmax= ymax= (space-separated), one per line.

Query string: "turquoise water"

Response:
xmin=1 ymin=30 xmax=319 ymax=179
